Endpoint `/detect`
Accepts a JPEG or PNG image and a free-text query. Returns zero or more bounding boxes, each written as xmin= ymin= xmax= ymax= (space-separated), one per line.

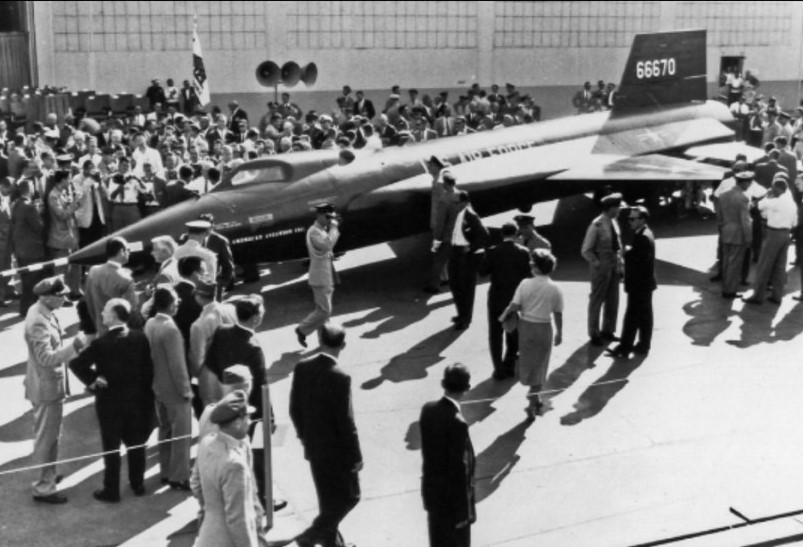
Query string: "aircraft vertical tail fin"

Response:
xmin=613 ymin=29 xmax=707 ymax=113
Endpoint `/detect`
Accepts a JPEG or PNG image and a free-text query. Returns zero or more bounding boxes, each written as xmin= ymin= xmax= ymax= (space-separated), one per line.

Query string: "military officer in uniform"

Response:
xmin=718 ymin=172 xmax=754 ymax=298
xmin=581 ymin=193 xmax=623 ymax=346
xmin=514 ymin=214 xmax=551 ymax=252
xmin=295 ymin=204 xmax=340 ymax=348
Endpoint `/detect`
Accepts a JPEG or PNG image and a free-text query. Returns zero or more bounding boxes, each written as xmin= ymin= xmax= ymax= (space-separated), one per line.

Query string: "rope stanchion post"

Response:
xmin=262 ymin=384 xmax=274 ymax=531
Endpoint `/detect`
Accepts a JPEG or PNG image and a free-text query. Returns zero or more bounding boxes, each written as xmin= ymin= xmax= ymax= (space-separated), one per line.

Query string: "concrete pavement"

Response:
xmin=3 ymin=196 xmax=803 ymax=546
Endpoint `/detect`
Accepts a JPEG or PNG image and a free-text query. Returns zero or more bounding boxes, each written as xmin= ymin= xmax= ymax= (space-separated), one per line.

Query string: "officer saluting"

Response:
xmin=295 ymin=203 xmax=340 ymax=348
xmin=514 ymin=214 xmax=551 ymax=252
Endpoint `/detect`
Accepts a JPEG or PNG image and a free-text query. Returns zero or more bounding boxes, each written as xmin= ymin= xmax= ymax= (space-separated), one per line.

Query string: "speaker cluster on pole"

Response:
xmin=255 ymin=61 xmax=318 ymax=87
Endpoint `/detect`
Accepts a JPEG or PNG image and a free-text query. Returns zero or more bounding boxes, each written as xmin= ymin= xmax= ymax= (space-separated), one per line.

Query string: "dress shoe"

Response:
xmin=589 ymin=336 xmax=605 ymax=346
xmin=450 ymin=316 xmax=460 ymax=323
xmin=160 ymin=477 xmax=170 ymax=485
xmin=93 ymin=489 xmax=120 ymax=503
xmin=131 ymin=484 xmax=146 ymax=496
xmin=294 ymin=327 xmax=308 ymax=348
xmin=742 ymin=297 xmax=763 ymax=305
xmin=273 ymin=498 xmax=288 ymax=511
xmin=453 ymin=322 xmax=469 ymax=331
xmin=709 ymin=274 xmax=723 ymax=281
xmin=600 ymin=331 xmax=619 ymax=341
xmin=33 ymin=493 xmax=68 ymax=504
xmin=768 ymin=297 xmax=783 ymax=305
xmin=169 ymin=480 xmax=191 ymax=491
xmin=422 ymin=286 xmax=439 ymax=294
xmin=793 ymin=294 xmax=803 ymax=302
xmin=55 ymin=474 xmax=63 ymax=484
xmin=492 ymin=370 xmax=507 ymax=381
xmin=606 ymin=345 xmax=631 ymax=358
xmin=722 ymin=292 xmax=741 ymax=299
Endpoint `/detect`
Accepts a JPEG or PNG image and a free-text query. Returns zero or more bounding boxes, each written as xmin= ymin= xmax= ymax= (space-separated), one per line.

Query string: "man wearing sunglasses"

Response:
xmin=608 ymin=206 xmax=656 ymax=358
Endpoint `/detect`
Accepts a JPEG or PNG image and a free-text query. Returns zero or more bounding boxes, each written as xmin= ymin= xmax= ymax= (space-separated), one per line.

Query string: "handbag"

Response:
xmin=501 ymin=311 xmax=519 ymax=334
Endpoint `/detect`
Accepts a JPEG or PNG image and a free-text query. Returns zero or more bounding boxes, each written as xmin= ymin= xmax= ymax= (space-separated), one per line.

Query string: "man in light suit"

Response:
xmin=191 ymin=390 xmax=266 ymax=547
xmin=291 ymin=324 xmax=362 ymax=547
xmin=24 ymin=276 xmax=86 ymax=504
xmin=72 ymin=161 xmax=108 ymax=249
xmin=174 ymin=219 xmax=218 ymax=281
xmin=718 ymin=172 xmax=754 ymax=298
xmin=144 ymin=286 xmax=193 ymax=490
xmin=151 ymin=235 xmax=181 ymax=286
xmin=83 ymin=237 xmax=139 ymax=336
xmin=295 ymin=204 xmax=340 ymax=348
xmin=11 ymin=179 xmax=46 ymax=316
xmin=189 ymin=282 xmax=236 ymax=406
xmin=433 ymin=191 xmax=489 ymax=330
xmin=426 ymin=170 xmax=458 ymax=293
xmin=420 ymin=363 xmax=476 ymax=547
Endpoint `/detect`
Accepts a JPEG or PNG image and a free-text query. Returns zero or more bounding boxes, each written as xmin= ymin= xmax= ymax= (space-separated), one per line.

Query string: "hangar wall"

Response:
xmin=31 ymin=1 xmax=803 ymax=119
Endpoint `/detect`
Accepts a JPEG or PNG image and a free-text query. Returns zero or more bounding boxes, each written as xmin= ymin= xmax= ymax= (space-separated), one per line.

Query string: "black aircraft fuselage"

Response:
xmin=70 ymin=99 xmax=734 ymax=267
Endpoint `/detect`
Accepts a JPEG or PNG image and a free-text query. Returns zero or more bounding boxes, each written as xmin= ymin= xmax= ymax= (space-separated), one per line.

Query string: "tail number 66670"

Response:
xmin=635 ymin=58 xmax=676 ymax=79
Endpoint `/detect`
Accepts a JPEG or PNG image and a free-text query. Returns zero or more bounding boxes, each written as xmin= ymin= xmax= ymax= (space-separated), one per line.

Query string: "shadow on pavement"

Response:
xmin=560 ymin=354 xmax=646 ymax=426
xmin=475 ymin=419 xmax=532 ymax=503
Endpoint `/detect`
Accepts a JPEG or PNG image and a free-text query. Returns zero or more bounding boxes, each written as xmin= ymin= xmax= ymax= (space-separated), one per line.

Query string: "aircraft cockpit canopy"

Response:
xmin=217 ymin=151 xmax=342 ymax=191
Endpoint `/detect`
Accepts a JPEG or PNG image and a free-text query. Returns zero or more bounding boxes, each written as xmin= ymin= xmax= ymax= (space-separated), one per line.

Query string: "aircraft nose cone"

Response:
xmin=69 ymin=198 xmax=213 ymax=266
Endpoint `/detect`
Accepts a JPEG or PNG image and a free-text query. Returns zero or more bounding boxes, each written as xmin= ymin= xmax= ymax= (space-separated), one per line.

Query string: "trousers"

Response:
xmin=752 ymin=228 xmax=790 ymax=301
xmin=488 ymin=289 xmax=518 ymax=374
xmin=31 ymin=401 xmax=64 ymax=497
xmin=96 ymin=400 xmax=153 ymax=495
xmin=448 ymin=247 xmax=477 ymax=324
xmin=155 ymin=399 xmax=191 ymax=482
xmin=587 ymin=263 xmax=619 ymax=337
xmin=303 ymin=461 xmax=360 ymax=547
xmin=298 ymin=285 xmax=334 ymax=336
xmin=722 ymin=243 xmax=748 ymax=294
xmin=427 ymin=511 xmax=471 ymax=547
xmin=619 ymin=291 xmax=654 ymax=351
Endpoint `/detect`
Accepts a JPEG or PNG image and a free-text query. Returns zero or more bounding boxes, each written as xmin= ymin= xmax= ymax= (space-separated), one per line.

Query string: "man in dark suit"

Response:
xmin=11 ymin=179 xmax=47 ymax=316
xmin=354 ymin=90 xmax=375 ymax=120
xmin=69 ymin=298 xmax=154 ymax=502
xmin=478 ymin=223 xmax=531 ymax=379
xmin=173 ymin=255 xmax=205 ymax=416
xmin=227 ymin=100 xmax=249 ymax=131
xmin=434 ymin=191 xmax=489 ymax=330
xmin=180 ymin=80 xmax=199 ymax=115
xmin=206 ymin=115 xmax=236 ymax=149
xmin=164 ymin=165 xmax=199 ymax=208
xmin=83 ymin=237 xmax=139 ymax=335
xmin=290 ymin=323 xmax=362 ymax=547
xmin=420 ymin=363 xmax=476 ymax=547
xmin=608 ymin=206 xmax=657 ymax=358
xmin=203 ymin=294 xmax=274 ymax=506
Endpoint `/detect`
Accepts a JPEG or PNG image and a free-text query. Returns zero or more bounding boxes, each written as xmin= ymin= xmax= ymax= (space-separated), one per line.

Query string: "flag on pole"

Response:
xmin=192 ymin=16 xmax=210 ymax=107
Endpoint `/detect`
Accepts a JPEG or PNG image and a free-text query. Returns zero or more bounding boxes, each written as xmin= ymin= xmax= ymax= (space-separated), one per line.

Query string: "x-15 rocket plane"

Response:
xmin=71 ymin=29 xmax=742 ymax=272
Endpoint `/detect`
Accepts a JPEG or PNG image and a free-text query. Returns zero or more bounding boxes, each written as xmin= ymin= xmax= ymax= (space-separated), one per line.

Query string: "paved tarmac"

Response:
xmin=3 ymin=195 xmax=803 ymax=547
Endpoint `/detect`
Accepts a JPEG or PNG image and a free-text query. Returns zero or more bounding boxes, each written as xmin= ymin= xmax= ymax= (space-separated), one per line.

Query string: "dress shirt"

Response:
xmin=131 ymin=146 xmax=164 ymax=178
xmin=759 ymin=192 xmax=798 ymax=229
xmin=109 ymin=178 xmax=143 ymax=204
xmin=451 ymin=208 xmax=469 ymax=247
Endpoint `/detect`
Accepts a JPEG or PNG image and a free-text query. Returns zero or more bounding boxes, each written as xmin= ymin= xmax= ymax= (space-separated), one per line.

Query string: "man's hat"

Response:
xmin=735 ymin=171 xmax=755 ymax=181
xmin=209 ymin=390 xmax=255 ymax=424
xmin=185 ymin=220 xmax=212 ymax=233
xmin=442 ymin=170 xmax=456 ymax=184
xmin=514 ymin=214 xmax=535 ymax=226
xmin=222 ymin=365 xmax=253 ymax=385
xmin=195 ymin=280 xmax=217 ymax=299
xmin=33 ymin=275 xmax=71 ymax=297
xmin=315 ymin=203 xmax=336 ymax=217
xmin=600 ymin=192 xmax=623 ymax=206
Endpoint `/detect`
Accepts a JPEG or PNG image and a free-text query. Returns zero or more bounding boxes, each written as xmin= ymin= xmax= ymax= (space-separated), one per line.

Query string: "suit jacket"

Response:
xmin=777 ymin=149 xmax=798 ymax=194
xmin=204 ymin=324 xmax=267 ymax=417
xmin=181 ymin=87 xmax=200 ymax=114
xmin=228 ymin=108 xmax=249 ymax=130
xmin=144 ymin=314 xmax=192 ymax=404
xmin=434 ymin=116 xmax=456 ymax=138
xmin=624 ymin=226 xmax=657 ymax=294
xmin=153 ymin=257 xmax=181 ymax=286
xmin=289 ymin=353 xmax=362 ymax=467
xmin=419 ymin=397 xmax=476 ymax=523
xmin=206 ymin=128 xmax=237 ymax=148
xmin=191 ymin=432 xmax=265 ymax=547
xmin=355 ymin=98 xmax=376 ymax=120
xmin=478 ymin=240 xmax=531 ymax=306
xmin=174 ymin=280 xmax=203 ymax=353
xmin=10 ymin=197 xmax=46 ymax=262
xmin=306 ymin=222 xmax=339 ymax=288
xmin=754 ymin=161 xmax=788 ymax=189
xmin=68 ymin=327 xmax=154 ymax=410
xmin=719 ymin=187 xmax=752 ymax=245
xmin=164 ymin=180 xmax=199 ymax=207
xmin=46 ymin=188 xmax=78 ymax=250
xmin=205 ymin=231 xmax=234 ymax=288
xmin=84 ymin=262 xmax=139 ymax=335
xmin=24 ymin=301 xmax=78 ymax=404
xmin=439 ymin=206 xmax=489 ymax=251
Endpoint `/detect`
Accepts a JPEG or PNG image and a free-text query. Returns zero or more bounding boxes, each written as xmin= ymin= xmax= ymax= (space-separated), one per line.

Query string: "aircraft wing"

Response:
xmin=547 ymin=153 xmax=727 ymax=181
xmin=683 ymin=142 xmax=766 ymax=165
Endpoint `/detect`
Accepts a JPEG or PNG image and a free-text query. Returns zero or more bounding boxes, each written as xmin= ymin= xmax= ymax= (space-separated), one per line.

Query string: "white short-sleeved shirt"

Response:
xmin=511 ymin=275 xmax=564 ymax=323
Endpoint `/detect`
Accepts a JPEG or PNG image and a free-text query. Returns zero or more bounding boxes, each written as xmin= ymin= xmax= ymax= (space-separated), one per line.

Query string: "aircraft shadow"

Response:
xmin=560 ymin=354 xmax=646 ymax=426
xmin=361 ymin=327 xmax=464 ymax=391
xmin=475 ymin=419 xmax=532 ymax=504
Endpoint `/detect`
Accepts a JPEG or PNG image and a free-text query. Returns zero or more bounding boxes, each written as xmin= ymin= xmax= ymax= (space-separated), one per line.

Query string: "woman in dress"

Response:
xmin=500 ymin=249 xmax=563 ymax=420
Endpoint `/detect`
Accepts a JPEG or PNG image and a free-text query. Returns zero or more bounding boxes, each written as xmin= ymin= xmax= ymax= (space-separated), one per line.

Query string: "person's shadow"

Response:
xmin=727 ymin=300 xmax=783 ymax=349
xmin=682 ymin=286 xmax=737 ymax=347
xmin=540 ymin=343 xmax=606 ymax=414
xmin=475 ymin=419 xmax=532 ymax=503
xmin=560 ymin=354 xmax=646 ymax=426
xmin=361 ymin=327 xmax=463 ymax=390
